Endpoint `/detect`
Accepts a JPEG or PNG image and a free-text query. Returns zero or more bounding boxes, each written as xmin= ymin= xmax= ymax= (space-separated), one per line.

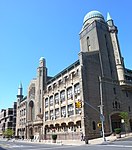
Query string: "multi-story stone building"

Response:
xmin=0 ymin=102 xmax=17 ymax=137
xmin=15 ymin=83 xmax=27 ymax=139
xmin=16 ymin=10 xmax=132 ymax=141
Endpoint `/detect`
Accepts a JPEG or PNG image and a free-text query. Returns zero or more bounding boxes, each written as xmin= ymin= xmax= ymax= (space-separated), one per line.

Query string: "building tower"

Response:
xmin=80 ymin=10 xmax=120 ymax=80
xmin=17 ymin=83 xmax=23 ymax=105
xmin=35 ymin=57 xmax=47 ymax=118
xmin=79 ymin=10 xmax=126 ymax=138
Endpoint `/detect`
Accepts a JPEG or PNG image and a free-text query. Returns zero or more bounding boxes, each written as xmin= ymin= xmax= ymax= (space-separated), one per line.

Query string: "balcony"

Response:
xmin=120 ymin=80 xmax=132 ymax=91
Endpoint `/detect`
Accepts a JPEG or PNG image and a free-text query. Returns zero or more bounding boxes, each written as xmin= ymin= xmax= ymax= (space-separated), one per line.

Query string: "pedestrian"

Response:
xmin=80 ymin=133 xmax=84 ymax=141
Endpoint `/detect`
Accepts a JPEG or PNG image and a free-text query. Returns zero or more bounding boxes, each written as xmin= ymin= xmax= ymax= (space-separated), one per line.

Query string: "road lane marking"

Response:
xmin=23 ymin=145 xmax=80 ymax=150
xmin=97 ymin=144 xmax=132 ymax=148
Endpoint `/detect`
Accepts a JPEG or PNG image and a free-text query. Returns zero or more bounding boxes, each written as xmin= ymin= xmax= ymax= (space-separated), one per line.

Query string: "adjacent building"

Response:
xmin=15 ymin=10 xmax=132 ymax=141
xmin=0 ymin=102 xmax=17 ymax=137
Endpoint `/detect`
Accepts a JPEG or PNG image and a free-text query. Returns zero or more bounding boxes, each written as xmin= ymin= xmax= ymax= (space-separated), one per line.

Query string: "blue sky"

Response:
xmin=0 ymin=0 xmax=132 ymax=110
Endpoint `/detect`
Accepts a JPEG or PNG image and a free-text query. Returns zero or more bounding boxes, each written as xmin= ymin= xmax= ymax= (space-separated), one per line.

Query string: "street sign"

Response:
xmin=100 ymin=114 xmax=105 ymax=122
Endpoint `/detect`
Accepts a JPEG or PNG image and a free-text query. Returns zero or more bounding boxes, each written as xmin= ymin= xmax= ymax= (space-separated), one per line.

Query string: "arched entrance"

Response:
xmin=111 ymin=113 xmax=121 ymax=132
xmin=29 ymin=127 xmax=34 ymax=139
xmin=29 ymin=100 xmax=34 ymax=121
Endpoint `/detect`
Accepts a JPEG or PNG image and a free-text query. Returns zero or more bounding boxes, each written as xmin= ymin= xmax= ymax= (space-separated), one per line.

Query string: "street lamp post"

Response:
xmin=99 ymin=76 xmax=106 ymax=142
xmin=121 ymin=119 xmax=125 ymax=136
xmin=82 ymin=76 xmax=106 ymax=142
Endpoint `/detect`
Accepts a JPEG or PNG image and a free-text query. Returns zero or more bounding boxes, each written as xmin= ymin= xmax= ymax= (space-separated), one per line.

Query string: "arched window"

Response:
xmin=113 ymin=101 xmax=120 ymax=110
xmin=92 ymin=121 xmax=96 ymax=130
xmin=87 ymin=36 xmax=90 ymax=51
xmin=29 ymin=100 xmax=34 ymax=121
xmin=115 ymin=101 xmax=117 ymax=109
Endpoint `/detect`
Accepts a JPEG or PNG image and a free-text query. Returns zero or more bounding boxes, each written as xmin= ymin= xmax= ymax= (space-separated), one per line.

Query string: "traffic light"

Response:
xmin=75 ymin=101 xmax=79 ymax=108
xmin=75 ymin=101 xmax=82 ymax=108
xmin=79 ymin=101 xmax=82 ymax=108
xmin=97 ymin=123 xmax=102 ymax=128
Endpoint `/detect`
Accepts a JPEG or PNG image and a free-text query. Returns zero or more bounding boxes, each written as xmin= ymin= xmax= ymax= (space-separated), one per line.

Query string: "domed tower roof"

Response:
xmin=83 ymin=10 xmax=105 ymax=28
xmin=39 ymin=57 xmax=46 ymax=67
xmin=39 ymin=57 xmax=45 ymax=61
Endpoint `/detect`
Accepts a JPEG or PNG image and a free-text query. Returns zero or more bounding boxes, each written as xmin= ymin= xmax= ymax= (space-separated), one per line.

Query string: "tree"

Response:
xmin=3 ymin=128 xmax=14 ymax=139
xmin=119 ymin=112 xmax=129 ymax=134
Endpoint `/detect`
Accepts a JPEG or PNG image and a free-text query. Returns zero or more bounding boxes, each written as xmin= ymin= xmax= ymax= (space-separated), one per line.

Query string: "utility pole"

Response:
xmin=82 ymin=76 xmax=107 ymax=142
xmin=98 ymin=76 xmax=106 ymax=142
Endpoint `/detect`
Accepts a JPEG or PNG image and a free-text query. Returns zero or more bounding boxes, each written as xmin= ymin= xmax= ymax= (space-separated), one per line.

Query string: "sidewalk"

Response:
xmin=88 ymin=132 xmax=132 ymax=145
xmin=1 ymin=133 xmax=132 ymax=146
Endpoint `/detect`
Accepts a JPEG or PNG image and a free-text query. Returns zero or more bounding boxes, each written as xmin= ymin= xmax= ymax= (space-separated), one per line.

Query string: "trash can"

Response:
xmin=85 ymin=139 xmax=88 ymax=144
xmin=84 ymin=136 xmax=88 ymax=144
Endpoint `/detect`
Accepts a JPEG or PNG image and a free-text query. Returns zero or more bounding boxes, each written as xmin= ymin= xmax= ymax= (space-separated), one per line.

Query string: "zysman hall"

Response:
xmin=16 ymin=10 xmax=132 ymax=141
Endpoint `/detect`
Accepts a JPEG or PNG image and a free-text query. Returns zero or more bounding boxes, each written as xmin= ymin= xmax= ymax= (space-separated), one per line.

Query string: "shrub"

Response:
xmin=3 ymin=129 xmax=14 ymax=139
xmin=52 ymin=134 xmax=57 ymax=140
xmin=114 ymin=128 xmax=121 ymax=134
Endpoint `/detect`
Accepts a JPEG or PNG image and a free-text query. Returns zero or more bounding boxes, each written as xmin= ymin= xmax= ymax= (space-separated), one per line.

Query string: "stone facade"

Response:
xmin=16 ymin=96 xmax=27 ymax=139
xmin=15 ymin=10 xmax=132 ymax=140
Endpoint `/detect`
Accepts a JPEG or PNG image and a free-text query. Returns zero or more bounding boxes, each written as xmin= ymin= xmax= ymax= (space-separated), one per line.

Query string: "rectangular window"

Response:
xmin=55 ymin=93 xmax=59 ymax=104
xmin=60 ymin=90 xmax=65 ymax=103
xmin=113 ymin=87 xmax=116 ymax=95
xmin=67 ymin=87 xmax=73 ymax=100
xmin=49 ymin=96 xmax=53 ymax=106
xmin=55 ymin=108 xmax=59 ymax=119
xmin=126 ymin=91 xmax=128 ymax=97
xmin=50 ymin=110 xmax=54 ymax=120
xmin=61 ymin=106 xmax=66 ymax=117
xmin=129 ymin=106 xmax=131 ymax=112
xmin=45 ymin=112 xmax=48 ymax=121
xmin=68 ymin=104 xmax=74 ymax=116
xmin=45 ymin=98 xmax=48 ymax=108
xmin=74 ymin=83 xmax=80 ymax=96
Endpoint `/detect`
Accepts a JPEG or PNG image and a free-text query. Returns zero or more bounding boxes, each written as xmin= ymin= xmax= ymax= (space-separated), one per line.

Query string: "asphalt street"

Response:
xmin=0 ymin=137 xmax=132 ymax=150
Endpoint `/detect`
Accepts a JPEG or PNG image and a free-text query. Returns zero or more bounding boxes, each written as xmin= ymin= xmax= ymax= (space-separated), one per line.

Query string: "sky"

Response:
xmin=0 ymin=0 xmax=132 ymax=110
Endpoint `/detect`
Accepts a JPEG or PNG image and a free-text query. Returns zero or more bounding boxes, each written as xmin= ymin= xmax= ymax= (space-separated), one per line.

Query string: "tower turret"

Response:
xmin=107 ymin=12 xmax=114 ymax=26
xmin=17 ymin=83 xmax=23 ymax=96
xmin=17 ymin=83 xmax=23 ymax=105
xmin=35 ymin=57 xmax=47 ymax=118
xmin=107 ymin=13 xmax=125 ymax=84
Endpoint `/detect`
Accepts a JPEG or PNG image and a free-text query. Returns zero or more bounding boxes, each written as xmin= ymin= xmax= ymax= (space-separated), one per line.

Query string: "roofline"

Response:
xmin=47 ymin=60 xmax=80 ymax=84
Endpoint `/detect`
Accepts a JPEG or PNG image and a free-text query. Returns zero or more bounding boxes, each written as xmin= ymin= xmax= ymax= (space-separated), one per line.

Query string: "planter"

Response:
xmin=52 ymin=134 xmax=57 ymax=143
xmin=114 ymin=128 xmax=121 ymax=138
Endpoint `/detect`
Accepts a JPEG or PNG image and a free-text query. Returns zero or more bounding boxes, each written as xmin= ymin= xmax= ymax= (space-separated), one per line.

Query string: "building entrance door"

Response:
xmin=29 ymin=127 xmax=34 ymax=139
xmin=111 ymin=113 xmax=121 ymax=132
